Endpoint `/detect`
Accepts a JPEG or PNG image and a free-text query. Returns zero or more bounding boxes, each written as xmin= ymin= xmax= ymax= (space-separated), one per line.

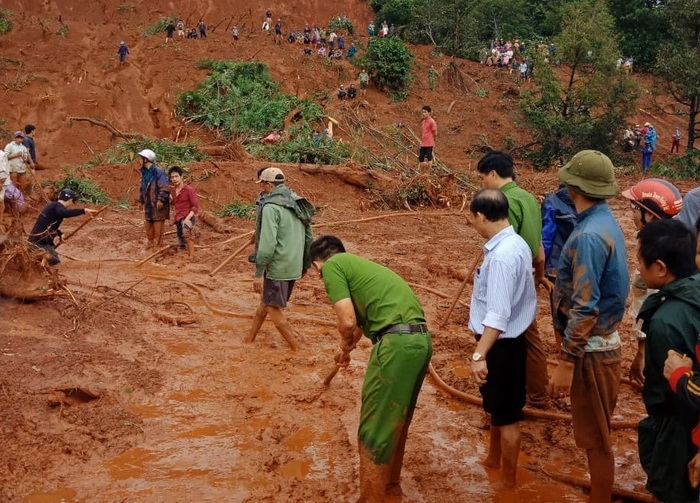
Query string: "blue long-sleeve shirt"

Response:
xmin=552 ymin=201 xmax=629 ymax=361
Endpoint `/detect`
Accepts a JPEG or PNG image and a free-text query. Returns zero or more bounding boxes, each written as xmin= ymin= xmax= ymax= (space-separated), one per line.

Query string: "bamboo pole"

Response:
xmin=209 ymin=241 xmax=250 ymax=277
xmin=440 ymin=251 xmax=482 ymax=327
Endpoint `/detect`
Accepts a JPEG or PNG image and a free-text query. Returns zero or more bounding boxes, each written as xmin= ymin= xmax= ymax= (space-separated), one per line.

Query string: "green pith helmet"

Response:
xmin=558 ymin=150 xmax=619 ymax=199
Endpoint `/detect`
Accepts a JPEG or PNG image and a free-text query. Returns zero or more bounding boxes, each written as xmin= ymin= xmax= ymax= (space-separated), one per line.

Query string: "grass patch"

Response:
xmin=51 ymin=170 xmax=110 ymax=205
xmin=648 ymin=149 xmax=700 ymax=179
xmin=56 ymin=22 xmax=68 ymax=37
xmin=217 ymin=201 xmax=256 ymax=219
xmin=176 ymin=60 xmax=322 ymax=139
xmin=2 ymin=73 xmax=48 ymax=91
xmin=117 ymin=4 xmax=136 ymax=14
xmin=0 ymin=8 xmax=13 ymax=35
xmin=143 ymin=16 xmax=177 ymax=37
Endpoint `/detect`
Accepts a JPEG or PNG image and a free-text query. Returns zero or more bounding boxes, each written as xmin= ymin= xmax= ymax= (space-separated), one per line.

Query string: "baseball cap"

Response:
xmin=58 ymin=188 xmax=78 ymax=201
xmin=13 ymin=131 xmax=24 ymax=138
xmin=257 ymin=167 xmax=285 ymax=183
xmin=558 ymin=150 xmax=619 ymax=199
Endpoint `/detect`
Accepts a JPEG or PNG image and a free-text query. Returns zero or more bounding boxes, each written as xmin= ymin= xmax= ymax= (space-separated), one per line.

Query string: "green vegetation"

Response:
xmin=217 ymin=201 xmax=256 ymax=219
xmin=519 ymin=0 xmax=637 ymax=167
xmin=649 ymin=150 xmax=700 ymax=180
xmin=117 ymin=4 xmax=137 ymax=14
xmin=361 ymin=37 xmax=413 ymax=94
xmin=57 ymin=22 xmax=68 ymax=37
xmin=177 ymin=60 xmax=322 ymax=139
xmin=328 ymin=15 xmax=354 ymax=35
xmin=0 ymin=8 xmax=13 ymax=35
xmin=73 ymin=137 xmax=206 ymax=168
xmin=52 ymin=171 xmax=110 ymax=205
xmin=143 ymin=16 xmax=177 ymax=37
xmin=246 ymin=125 xmax=355 ymax=164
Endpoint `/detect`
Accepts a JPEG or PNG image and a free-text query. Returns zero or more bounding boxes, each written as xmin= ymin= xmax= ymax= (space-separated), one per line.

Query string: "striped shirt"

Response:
xmin=468 ymin=225 xmax=536 ymax=339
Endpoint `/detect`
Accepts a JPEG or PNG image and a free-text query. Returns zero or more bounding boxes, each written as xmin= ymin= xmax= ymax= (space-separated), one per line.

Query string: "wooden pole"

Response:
xmin=209 ymin=241 xmax=250 ymax=277
xmin=58 ymin=206 xmax=108 ymax=245
xmin=136 ymin=245 xmax=171 ymax=267
xmin=439 ymin=251 xmax=482 ymax=327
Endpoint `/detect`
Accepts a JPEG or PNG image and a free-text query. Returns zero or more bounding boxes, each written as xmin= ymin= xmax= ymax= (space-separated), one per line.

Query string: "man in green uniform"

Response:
xmin=245 ymin=167 xmax=314 ymax=351
xmin=310 ymin=235 xmax=432 ymax=503
xmin=477 ymin=150 xmax=551 ymax=408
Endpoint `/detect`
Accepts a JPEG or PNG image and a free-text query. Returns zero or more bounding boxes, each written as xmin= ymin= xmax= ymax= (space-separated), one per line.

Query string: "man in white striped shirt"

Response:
xmin=468 ymin=188 xmax=537 ymax=489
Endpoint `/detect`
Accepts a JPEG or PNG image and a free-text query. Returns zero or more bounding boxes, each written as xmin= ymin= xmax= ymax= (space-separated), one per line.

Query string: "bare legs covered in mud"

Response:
xmin=144 ymin=220 xmax=165 ymax=249
xmin=480 ymin=422 xmax=521 ymax=489
xmin=245 ymin=302 xmax=300 ymax=351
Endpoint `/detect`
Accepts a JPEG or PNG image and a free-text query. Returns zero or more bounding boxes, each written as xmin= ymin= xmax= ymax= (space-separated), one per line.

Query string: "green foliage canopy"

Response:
xmin=361 ymin=37 xmax=414 ymax=93
xmin=176 ymin=60 xmax=322 ymax=139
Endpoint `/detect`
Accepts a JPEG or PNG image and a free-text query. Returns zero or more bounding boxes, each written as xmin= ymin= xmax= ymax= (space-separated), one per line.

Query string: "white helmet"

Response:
xmin=137 ymin=149 xmax=156 ymax=162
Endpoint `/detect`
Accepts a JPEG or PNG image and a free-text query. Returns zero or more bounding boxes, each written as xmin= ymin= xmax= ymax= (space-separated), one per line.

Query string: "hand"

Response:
xmin=628 ymin=349 xmax=645 ymax=389
xmin=253 ymin=276 xmax=264 ymax=294
xmin=156 ymin=201 xmax=164 ymax=210
xmin=471 ymin=360 xmax=488 ymax=385
xmin=664 ymin=349 xmax=693 ymax=381
xmin=334 ymin=350 xmax=350 ymax=367
xmin=689 ymin=452 xmax=700 ymax=490
xmin=249 ymin=233 xmax=256 ymax=245
xmin=84 ymin=208 xmax=97 ymax=216
xmin=138 ymin=202 xmax=144 ymax=210
xmin=537 ymin=274 xmax=554 ymax=293
xmin=548 ymin=360 xmax=575 ymax=398
xmin=184 ymin=217 xmax=194 ymax=228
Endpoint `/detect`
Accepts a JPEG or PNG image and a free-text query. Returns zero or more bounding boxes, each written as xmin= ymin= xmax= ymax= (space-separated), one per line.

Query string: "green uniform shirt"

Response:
xmin=501 ymin=180 xmax=541 ymax=258
xmin=256 ymin=203 xmax=306 ymax=280
xmin=321 ymin=253 xmax=426 ymax=342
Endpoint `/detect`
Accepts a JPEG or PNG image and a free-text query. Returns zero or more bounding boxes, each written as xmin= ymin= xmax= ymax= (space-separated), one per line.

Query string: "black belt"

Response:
xmin=377 ymin=323 xmax=429 ymax=339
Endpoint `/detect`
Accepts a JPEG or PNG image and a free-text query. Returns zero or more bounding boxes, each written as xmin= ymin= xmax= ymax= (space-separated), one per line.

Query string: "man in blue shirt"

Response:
xmin=468 ymin=188 xmax=536 ymax=489
xmin=549 ymin=150 xmax=630 ymax=503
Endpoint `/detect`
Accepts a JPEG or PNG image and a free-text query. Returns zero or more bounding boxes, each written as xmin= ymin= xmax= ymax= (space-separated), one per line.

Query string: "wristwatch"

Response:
xmin=472 ymin=352 xmax=484 ymax=362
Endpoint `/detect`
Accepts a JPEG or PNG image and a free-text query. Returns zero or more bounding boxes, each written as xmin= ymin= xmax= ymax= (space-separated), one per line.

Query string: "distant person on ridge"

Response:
xmin=198 ymin=20 xmax=206 ymax=38
xmin=418 ymin=105 xmax=437 ymax=172
xmin=118 ymin=41 xmax=129 ymax=66
xmin=165 ymin=21 xmax=176 ymax=43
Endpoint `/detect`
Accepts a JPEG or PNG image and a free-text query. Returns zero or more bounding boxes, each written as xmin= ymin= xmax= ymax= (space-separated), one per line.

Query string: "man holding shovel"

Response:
xmin=310 ymin=234 xmax=432 ymax=502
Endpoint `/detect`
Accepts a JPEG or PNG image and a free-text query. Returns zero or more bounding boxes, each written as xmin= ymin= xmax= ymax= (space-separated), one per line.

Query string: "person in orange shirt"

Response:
xmin=419 ymin=105 xmax=437 ymax=172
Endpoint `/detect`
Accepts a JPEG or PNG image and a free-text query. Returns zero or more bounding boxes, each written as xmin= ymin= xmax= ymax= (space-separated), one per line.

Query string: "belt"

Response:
xmin=377 ymin=323 xmax=429 ymax=339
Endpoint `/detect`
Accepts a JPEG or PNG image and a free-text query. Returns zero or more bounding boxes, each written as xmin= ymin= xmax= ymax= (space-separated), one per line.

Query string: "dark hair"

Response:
xmin=310 ymin=235 xmax=346 ymax=262
xmin=696 ymin=215 xmax=700 ymax=234
xmin=470 ymin=188 xmax=509 ymax=222
xmin=422 ymin=105 xmax=431 ymax=113
xmin=24 ymin=124 xmax=35 ymax=135
xmin=256 ymin=167 xmax=267 ymax=178
xmin=476 ymin=150 xmax=515 ymax=180
xmin=638 ymin=219 xmax=698 ymax=278
xmin=168 ymin=166 xmax=184 ymax=176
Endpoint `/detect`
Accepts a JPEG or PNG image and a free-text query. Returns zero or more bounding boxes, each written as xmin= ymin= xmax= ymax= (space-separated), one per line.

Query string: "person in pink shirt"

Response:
xmin=419 ymin=105 xmax=437 ymax=172
xmin=168 ymin=166 xmax=199 ymax=259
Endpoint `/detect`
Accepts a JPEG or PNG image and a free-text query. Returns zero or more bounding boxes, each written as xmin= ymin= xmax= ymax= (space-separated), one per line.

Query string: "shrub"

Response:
xmin=328 ymin=15 xmax=354 ymax=35
xmin=176 ymin=60 xmax=323 ymax=138
xmin=52 ymin=171 xmax=110 ymax=205
xmin=649 ymin=149 xmax=700 ymax=180
xmin=143 ymin=16 xmax=177 ymax=37
xmin=0 ymin=8 xmax=13 ymax=35
xmin=360 ymin=37 xmax=413 ymax=93
xmin=57 ymin=22 xmax=68 ymax=37
xmin=102 ymin=139 xmax=207 ymax=167
xmin=245 ymin=125 xmax=355 ymax=165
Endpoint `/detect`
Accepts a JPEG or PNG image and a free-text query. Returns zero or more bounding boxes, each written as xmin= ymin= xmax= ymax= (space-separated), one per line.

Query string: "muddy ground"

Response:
xmin=1 ymin=0 xmax=697 ymax=501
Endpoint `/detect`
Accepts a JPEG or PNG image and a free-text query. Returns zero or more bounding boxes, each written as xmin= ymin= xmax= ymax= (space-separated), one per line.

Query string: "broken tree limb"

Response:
xmin=58 ymin=206 xmax=108 ymax=245
xmin=209 ymin=241 xmax=250 ymax=277
xmin=540 ymin=469 xmax=654 ymax=502
xmin=406 ymin=282 xmax=469 ymax=309
xmin=136 ymin=245 xmax=171 ymax=267
xmin=67 ymin=117 xmax=145 ymax=140
xmin=299 ymin=164 xmax=392 ymax=189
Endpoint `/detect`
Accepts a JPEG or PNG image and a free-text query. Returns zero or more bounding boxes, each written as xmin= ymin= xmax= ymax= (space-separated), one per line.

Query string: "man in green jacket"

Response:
xmin=245 ymin=167 xmax=314 ymax=350
xmin=310 ymin=234 xmax=432 ymax=502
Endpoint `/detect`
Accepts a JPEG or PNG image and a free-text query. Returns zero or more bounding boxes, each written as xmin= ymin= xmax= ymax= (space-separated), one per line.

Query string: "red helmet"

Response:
xmin=621 ymin=178 xmax=683 ymax=218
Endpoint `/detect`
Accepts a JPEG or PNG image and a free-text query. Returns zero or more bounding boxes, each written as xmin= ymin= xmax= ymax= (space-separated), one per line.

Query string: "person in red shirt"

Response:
xmin=168 ymin=166 xmax=199 ymax=259
xmin=419 ymin=105 xmax=437 ymax=172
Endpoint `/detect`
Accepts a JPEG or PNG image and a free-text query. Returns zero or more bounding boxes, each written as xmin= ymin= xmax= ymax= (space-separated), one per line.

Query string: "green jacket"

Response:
xmin=639 ymin=273 xmax=700 ymax=415
xmin=254 ymin=184 xmax=314 ymax=279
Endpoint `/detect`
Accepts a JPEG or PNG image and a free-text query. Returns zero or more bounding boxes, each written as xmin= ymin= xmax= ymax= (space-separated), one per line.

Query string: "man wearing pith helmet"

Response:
xmin=547 ymin=150 xmax=630 ymax=503
xmin=137 ymin=149 xmax=170 ymax=250
xmin=245 ymin=167 xmax=314 ymax=351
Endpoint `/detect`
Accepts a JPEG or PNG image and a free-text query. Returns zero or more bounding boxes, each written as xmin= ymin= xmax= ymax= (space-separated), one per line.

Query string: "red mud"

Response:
xmin=0 ymin=0 xmax=695 ymax=502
